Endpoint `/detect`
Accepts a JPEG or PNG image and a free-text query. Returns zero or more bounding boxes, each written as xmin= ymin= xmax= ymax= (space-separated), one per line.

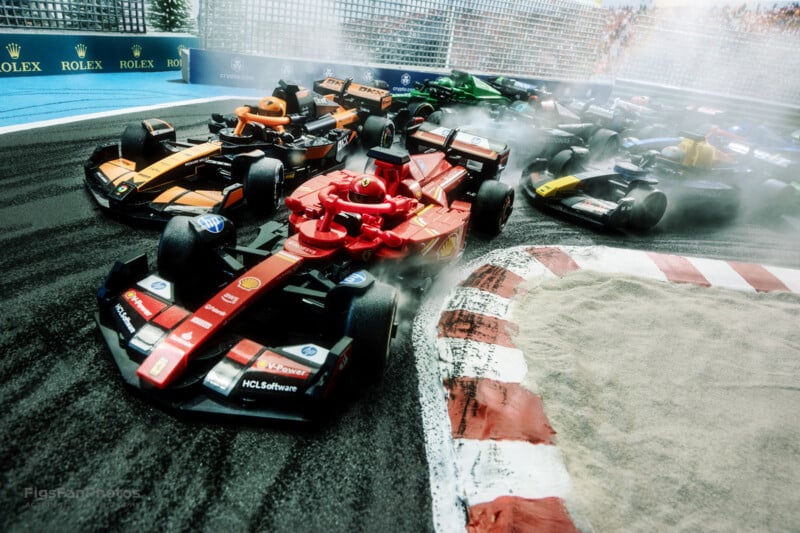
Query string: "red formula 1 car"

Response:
xmin=95 ymin=128 xmax=514 ymax=422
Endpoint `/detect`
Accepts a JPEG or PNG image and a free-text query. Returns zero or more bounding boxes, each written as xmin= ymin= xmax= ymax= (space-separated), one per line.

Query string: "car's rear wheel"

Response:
xmin=589 ymin=128 xmax=621 ymax=160
xmin=472 ymin=180 xmax=515 ymax=235
xmin=344 ymin=281 xmax=398 ymax=388
xmin=362 ymin=116 xmax=395 ymax=149
xmin=243 ymin=157 xmax=284 ymax=216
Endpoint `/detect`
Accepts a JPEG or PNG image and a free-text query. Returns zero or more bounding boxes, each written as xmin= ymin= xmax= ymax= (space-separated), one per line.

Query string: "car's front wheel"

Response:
xmin=344 ymin=281 xmax=398 ymax=388
xmin=627 ymin=186 xmax=668 ymax=231
xmin=157 ymin=214 xmax=236 ymax=292
xmin=472 ymin=180 xmax=515 ymax=235
xmin=121 ymin=119 xmax=174 ymax=170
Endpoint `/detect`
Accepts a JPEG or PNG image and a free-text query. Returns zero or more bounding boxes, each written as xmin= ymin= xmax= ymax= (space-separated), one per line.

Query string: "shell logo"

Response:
xmin=238 ymin=277 xmax=262 ymax=291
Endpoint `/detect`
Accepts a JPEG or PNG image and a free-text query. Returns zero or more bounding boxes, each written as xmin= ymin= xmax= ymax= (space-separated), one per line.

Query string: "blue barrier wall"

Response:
xmin=186 ymin=48 xmax=614 ymax=104
xmin=0 ymin=33 xmax=199 ymax=77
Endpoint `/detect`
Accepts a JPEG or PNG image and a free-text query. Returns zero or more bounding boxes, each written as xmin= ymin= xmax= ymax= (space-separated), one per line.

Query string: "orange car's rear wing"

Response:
xmin=314 ymin=77 xmax=392 ymax=114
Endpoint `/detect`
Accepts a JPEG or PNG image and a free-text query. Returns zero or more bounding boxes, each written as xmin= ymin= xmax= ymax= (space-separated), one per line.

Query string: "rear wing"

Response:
xmin=407 ymin=122 xmax=510 ymax=179
xmin=313 ymin=77 xmax=392 ymax=114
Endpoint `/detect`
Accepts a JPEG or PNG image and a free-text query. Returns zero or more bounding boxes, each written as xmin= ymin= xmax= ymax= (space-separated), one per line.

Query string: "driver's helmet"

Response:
xmin=257 ymin=97 xmax=286 ymax=117
xmin=661 ymin=145 xmax=685 ymax=162
xmin=348 ymin=176 xmax=387 ymax=204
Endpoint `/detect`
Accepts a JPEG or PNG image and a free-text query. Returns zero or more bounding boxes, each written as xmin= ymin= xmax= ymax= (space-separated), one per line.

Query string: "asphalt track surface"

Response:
xmin=1 ymin=92 xmax=798 ymax=532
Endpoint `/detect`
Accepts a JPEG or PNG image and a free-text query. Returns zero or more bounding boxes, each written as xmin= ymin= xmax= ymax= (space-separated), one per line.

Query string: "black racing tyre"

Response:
xmin=362 ymin=116 xmax=395 ymax=149
xmin=588 ymin=128 xmax=621 ymax=160
xmin=157 ymin=216 xmax=197 ymax=282
xmin=670 ymin=179 xmax=740 ymax=222
xmin=407 ymin=101 xmax=436 ymax=120
xmin=547 ymin=149 xmax=577 ymax=176
xmin=120 ymin=122 xmax=149 ymax=165
xmin=759 ymin=178 xmax=798 ymax=216
xmin=157 ymin=215 xmax=236 ymax=286
xmin=472 ymin=180 xmax=515 ymax=235
xmin=243 ymin=157 xmax=284 ymax=216
xmin=627 ymin=187 xmax=668 ymax=231
xmin=121 ymin=119 xmax=174 ymax=170
xmin=344 ymin=281 xmax=398 ymax=387
xmin=427 ymin=110 xmax=444 ymax=125
xmin=121 ymin=122 xmax=162 ymax=170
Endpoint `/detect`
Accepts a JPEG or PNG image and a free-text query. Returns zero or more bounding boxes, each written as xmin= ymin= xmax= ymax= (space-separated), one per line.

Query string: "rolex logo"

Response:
xmin=6 ymin=43 xmax=21 ymax=60
xmin=61 ymin=42 xmax=101 ymax=71
xmin=120 ymin=43 xmax=154 ymax=70
xmin=2 ymin=42 xmax=42 ymax=72
xmin=177 ymin=45 xmax=187 ymax=55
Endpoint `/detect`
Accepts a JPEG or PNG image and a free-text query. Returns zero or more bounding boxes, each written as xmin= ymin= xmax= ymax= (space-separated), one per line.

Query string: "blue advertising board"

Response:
xmin=186 ymin=48 xmax=613 ymax=103
xmin=0 ymin=33 xmax=199 ymax=78
xmin=186 ymin=48 xmax=442 ymax=96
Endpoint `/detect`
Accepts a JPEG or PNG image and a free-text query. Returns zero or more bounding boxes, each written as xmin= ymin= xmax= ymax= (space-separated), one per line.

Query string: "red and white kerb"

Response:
xmin=424 ymin=245 xmax=800 ymax=532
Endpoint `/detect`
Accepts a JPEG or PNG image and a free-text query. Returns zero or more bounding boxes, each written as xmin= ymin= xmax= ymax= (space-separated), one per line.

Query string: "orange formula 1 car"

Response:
xmin=85 ymin=79 xmax=396 ymax=224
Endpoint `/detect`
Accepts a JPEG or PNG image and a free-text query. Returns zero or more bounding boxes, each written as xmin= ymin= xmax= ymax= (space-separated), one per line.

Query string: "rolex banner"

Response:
xmin=0 ymin=33 xmax=199 ymax=77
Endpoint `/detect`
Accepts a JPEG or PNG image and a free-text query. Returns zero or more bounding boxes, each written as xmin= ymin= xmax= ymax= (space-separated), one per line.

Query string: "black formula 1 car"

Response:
xmin=485 ymin=76 xmax=550 ymax=103
xmin=85 ymin=79 xmax=395 ymax=224
xmin=520 ymin=160 xmax=667 ymax=231
xmin=95 ymin=127 xmax=514 ymax=422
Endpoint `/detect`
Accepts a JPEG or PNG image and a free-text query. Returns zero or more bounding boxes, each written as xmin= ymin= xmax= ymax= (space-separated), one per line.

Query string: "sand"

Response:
xmin=512 ymin=270 xmax=800 ymax=532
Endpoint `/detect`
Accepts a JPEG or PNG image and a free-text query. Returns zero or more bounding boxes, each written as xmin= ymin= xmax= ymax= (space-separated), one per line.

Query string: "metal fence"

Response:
xmin=196 ymin=1 xmax=800 ymax=106
xmin=0 ymin=0 xmax=147 ymax=33
xmin=198 ymin=0 xmax=607 ymax=81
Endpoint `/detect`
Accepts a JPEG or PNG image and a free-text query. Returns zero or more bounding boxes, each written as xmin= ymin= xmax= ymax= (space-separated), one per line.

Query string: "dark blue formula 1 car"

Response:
xmin=520 ymin=160 xmax=667 ymax=232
